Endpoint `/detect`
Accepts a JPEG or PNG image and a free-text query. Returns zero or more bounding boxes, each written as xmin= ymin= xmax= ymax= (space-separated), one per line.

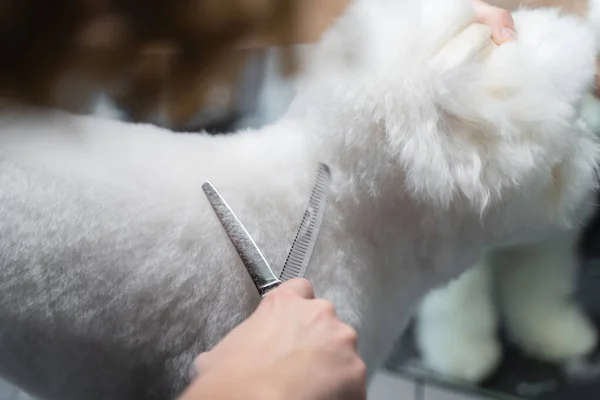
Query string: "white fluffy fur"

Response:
xmin=1 ymin=1 xmax=599 ymax=399
xmin=415 ymin=1 xmax=600 ymax=384
xmin=417 ymin=257 xmax=501 ymax=382
xmin=416 ymin=230 xmax=599 ymax=383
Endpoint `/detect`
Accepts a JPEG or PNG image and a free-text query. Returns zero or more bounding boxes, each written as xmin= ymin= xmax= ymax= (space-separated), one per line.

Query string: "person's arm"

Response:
xmin=178 ymin=279 xmax=366 ymax=400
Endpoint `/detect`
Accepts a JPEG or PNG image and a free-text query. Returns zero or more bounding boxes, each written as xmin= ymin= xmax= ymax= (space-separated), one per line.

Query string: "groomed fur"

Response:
xmin=0 ymin=0 xmax=598 ymax=399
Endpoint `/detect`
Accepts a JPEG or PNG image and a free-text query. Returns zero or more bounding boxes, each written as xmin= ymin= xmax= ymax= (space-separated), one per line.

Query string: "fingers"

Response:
xmin=488 ymin=9 xmax=516 ymax=45
xmin=343 ymin=357 xmax=368 ymax=400
xmin=472 ymin=0 xmax=517 ymax=45
xmin=276 ymin=278 xmax=316 ymax=299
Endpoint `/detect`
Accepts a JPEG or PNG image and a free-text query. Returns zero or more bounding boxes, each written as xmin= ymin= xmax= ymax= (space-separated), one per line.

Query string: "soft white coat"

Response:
xmin=415 ymin=0 xmax=600 ymax=384
xmin=0 ymin=0 xmax=599 ymax=399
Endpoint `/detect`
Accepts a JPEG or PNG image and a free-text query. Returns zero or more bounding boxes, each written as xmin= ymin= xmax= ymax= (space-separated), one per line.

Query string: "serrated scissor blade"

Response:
xmin=279 ymin=163 xmax=331 ymax=282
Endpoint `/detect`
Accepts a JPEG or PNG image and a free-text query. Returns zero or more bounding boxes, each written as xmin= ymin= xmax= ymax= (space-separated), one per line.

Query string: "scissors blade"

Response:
xmin=280 ymin=163 xmax=331 ymax=282
xmin=202 ymin=182 xmax=281 ymax=297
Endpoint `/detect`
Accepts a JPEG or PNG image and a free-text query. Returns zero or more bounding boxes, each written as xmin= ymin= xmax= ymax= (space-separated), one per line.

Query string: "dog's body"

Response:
xmin=1 ymin=1 xmax=599 ymax=399
xmin=414 ymin=1 xmax=600 ymax=384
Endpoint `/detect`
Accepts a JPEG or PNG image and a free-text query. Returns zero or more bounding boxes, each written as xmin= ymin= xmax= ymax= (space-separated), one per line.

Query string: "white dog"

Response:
xmin=415 ymin=1 xmax=600 ymax=384
xmin=0 ymin=0 xmax=599 ymax=399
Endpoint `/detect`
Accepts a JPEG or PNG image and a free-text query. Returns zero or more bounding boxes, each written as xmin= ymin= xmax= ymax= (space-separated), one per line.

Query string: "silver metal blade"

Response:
xmin=202 ymin=182 xmax=281 ymax=297
xmin=279 ymin=163 xmax=332 ymax=282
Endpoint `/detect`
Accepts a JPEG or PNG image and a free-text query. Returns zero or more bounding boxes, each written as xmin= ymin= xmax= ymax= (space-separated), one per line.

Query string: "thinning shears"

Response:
xmin=202 ymin=163 xmax=331 ymax=297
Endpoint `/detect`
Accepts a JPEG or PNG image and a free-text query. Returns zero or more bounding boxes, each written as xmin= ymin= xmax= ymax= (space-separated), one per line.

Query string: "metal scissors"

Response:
xmin=202 ymin=163 xmax=331 ymax=297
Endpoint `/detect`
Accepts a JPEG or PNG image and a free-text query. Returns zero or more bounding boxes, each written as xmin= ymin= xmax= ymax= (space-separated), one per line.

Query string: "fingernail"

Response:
xmin=500 ymin=27 xmax=516 ymax=43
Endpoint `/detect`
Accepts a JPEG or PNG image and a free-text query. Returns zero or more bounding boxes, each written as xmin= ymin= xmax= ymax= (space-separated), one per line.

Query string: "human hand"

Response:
xmin=471 ymin=0 xmax=517 ymax=44
xmin=179 ymin=279 xmax=366 ymax=400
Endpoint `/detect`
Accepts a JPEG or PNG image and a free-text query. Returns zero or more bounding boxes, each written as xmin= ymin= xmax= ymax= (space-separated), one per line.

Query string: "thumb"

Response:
xmin=472 ymin=0 xmax=516 ymax=45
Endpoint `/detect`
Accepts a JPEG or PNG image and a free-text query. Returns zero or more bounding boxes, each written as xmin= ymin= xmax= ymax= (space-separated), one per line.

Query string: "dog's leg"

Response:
xmin=495 ymin=230 xmax=598 ymax=362
xmin=415 ymin=259 xmax=501 ymax=383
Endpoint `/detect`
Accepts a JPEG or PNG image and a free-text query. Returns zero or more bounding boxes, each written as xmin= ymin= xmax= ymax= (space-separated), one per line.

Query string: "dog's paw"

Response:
xmin=509 ymin=305 xmax=598 ymax=363
xmin=420 ymin=333 xmax=502 ymax=383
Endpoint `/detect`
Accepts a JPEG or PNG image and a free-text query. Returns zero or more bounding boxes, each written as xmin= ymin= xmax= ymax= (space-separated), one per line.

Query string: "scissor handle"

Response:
xmin=258 ymin=280 xmax=282 ymax=297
